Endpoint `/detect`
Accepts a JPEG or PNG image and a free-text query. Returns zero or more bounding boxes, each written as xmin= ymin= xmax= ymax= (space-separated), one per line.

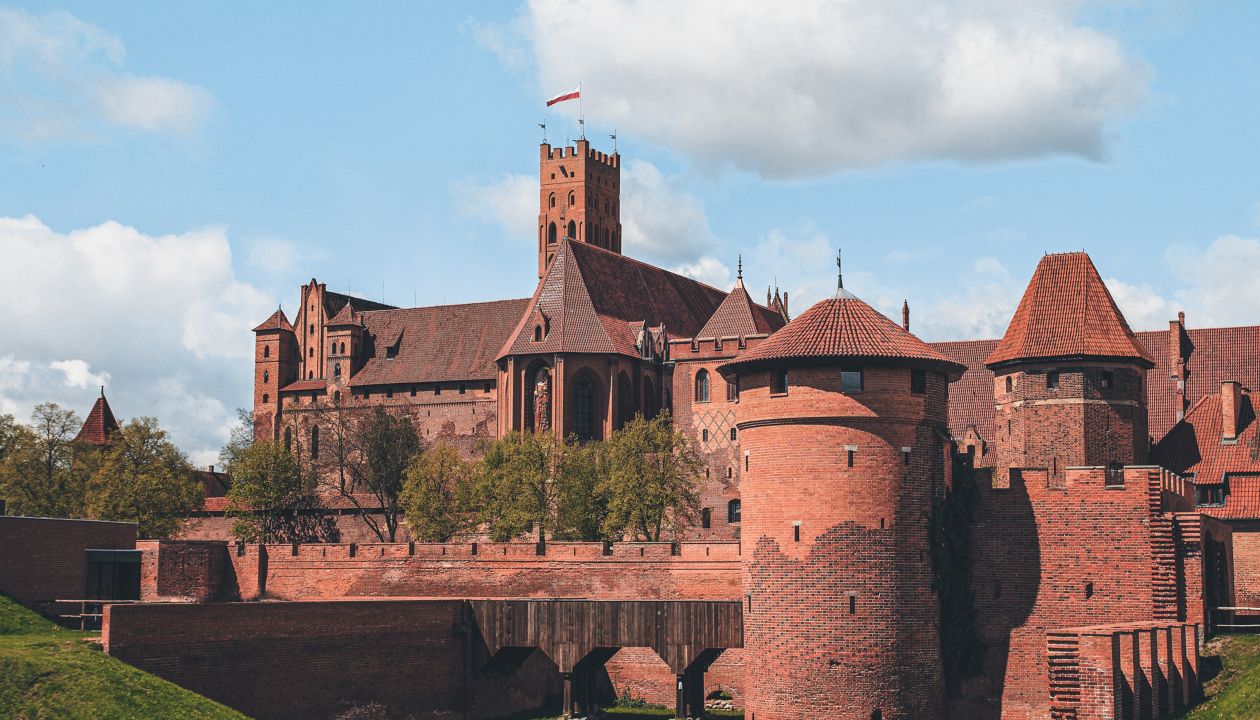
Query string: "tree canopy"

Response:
xmin=224 ymin=439 xmax=334 ymax=543
xmin=87 ymin=418 xmax=203 ymax=539
xmin=400 ymin=442 xmax=475 ymax=542
xmin=598 ymin=412 xmax=703 ymax=541
xmin=0 ymin=403 xmax=89 ymax=519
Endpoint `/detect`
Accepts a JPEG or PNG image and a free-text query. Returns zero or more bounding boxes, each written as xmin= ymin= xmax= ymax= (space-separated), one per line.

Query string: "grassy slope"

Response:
xmin=1178 ymin=634 xmax=1260 ymax=719
xmin=0 ymin=594 xmax=246 ymax=720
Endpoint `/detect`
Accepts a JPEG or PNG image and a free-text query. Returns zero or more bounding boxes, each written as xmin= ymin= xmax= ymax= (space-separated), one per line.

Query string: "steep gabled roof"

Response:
xmin=720 ymin=289 xmax=966 ymax=378
xmin=350 ymin=299 xmax=530 ymax=386
xmin=252 ymin=308 xmax=293 ymax=333
xmin=985 ymin=252 xmax=1155 ymax=368
xmin=498 ymin=240 xmax=728 ymax=360
xmin=1153 ymin=392 xmax=1259 ymax=484
xmin=697 ymin=282 xmax=786 ymax=339
xmin=326 ymin=300 xmax=358 ymax=327
xmin=75 ymin=392 xmax=119 ymax=446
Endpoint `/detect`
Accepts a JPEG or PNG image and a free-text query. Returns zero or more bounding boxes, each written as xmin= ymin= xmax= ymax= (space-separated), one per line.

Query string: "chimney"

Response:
xmin=781 ymin=291 xmax=789 ymax=318
xmin=902 ymin=300 xmax=910 ymax=332
xmin=1169 ymin=311 xmax=1191 ymax=420
xmin=1222 ymin=380 xmax=1242 ymax=443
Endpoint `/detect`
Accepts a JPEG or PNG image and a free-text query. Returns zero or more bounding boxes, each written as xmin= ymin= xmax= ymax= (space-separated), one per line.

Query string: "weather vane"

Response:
xmin=837 ymin=250 xmax=844 ymax=290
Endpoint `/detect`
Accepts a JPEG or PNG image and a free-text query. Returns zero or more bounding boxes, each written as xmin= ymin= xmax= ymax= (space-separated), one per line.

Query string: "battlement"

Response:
xmin=540 ymin=140 xmax=620 ymax=169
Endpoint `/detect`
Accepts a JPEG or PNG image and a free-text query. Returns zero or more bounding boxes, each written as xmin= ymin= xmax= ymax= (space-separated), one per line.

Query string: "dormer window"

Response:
xmin=386 ymin=345 xmax=398 ymax=359
xmin=534 ymin=325 xmax=543 ymax=342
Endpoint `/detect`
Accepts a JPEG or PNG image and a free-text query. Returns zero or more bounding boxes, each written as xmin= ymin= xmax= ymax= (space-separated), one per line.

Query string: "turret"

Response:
xmin=719 ymin=281 xmax=964 ymax=720
xmin=985 ymin=252 xmax=1155 ymax=481
xmin=252 ymin=307 xmax=297 ymax=441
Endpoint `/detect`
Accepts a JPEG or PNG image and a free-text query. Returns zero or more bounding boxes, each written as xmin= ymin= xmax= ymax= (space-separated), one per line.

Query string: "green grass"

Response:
xmin=0 ymin=594 xmax=247 ymax=720
xmin=1177 ymin=634 xmax=1260 ymax=719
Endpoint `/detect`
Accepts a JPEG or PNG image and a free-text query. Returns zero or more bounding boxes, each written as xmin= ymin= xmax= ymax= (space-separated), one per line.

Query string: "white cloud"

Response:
xmin=1165 ymin=235 xmax=1260 ymax=328
xmin=1104 ymin=277 xmax=1172 ymax=331
xmin=0 ymin=214 xmax=274 ymax=463
xmin=906 ymin=256 xmax=1025 ymax=341
xmin=50 ymin=359 xmax=110 ymax=390
xmin=673 ymin=256 xmax=730 ymax=290
xmin=502 ymin=0 xmax=1148 ymax=178
xmin=459 ymin=159 xmax=720 ymax=267
xmin=0 ymin=7 xmax=214 ymax=142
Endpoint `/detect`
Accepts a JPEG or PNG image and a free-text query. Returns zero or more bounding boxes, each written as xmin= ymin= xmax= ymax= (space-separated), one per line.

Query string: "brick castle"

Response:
xmin=24 ymin=136 xmax=1260 ymax=719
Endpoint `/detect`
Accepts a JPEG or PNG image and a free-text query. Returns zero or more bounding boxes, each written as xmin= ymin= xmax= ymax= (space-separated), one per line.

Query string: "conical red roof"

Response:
xmin=985 ymin=252 xmax=1155 ymax=369
xmin=720 ymin=288 xmax=965 ymax=378
xmin=252 ymin=308 xmax=293 ymax=333
xmin=75 ymin=392 xmax=119 ymax=446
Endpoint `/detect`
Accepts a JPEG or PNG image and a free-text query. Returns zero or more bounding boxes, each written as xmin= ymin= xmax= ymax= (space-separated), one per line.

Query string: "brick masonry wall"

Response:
xmin=136 ymin=540 xmax=233 ymax=602
xmin=0 ymin=516 xmax=136 ymax=610
xmin=1226 ymin=524 xmax=1260 ymax=607
xmin=603 ymin=646 xmax=744 ymax=707
xmin=104 ymin=599 xmax=560 ymax=720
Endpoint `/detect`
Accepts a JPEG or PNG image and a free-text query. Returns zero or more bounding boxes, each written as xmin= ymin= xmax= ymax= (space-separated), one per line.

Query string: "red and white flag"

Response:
xmin=546 ymin=87 xmax=581 ymax=107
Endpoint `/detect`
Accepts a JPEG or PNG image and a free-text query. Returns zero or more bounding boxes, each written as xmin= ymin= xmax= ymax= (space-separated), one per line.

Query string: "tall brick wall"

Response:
xmin=0 ymin=516 xmax=136 ymax=610
xmin=672 ymin=347 xmax=747 ymax=542
xmin=104 ymin=600 xmax=560 ymax=720
xmin=1225 ymin=523 xmax=1260 ymax=607
xmin=737 ymin=364 xmax=949 ymax=720
xmin=136 ymin=540 xmax=234 ymax=602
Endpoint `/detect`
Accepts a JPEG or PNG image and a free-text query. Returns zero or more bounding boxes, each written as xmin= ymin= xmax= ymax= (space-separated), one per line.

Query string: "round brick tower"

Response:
xmin=985 ymin=252 xmax=1156 ymax=481
xmin=718 ymin=284 xmax=964 ymax=720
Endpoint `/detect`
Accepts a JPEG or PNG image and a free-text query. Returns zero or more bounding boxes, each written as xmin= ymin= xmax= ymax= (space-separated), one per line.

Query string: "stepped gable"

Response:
xmin=985 ymin=252 xmax=1155 ymax=368
xmin=350 ymin=298 xmax=529 ymax=386
xmin=720 ymin=288 xmax=965 ymax=377
xmin=75 ymin=391 xmax=119 ymax=446
xmin=252 ymin=308 xmax=293 ymax=333
xmin=498 ymin=240 xmax=727 ymax=359
xmin=696 ymin=281 xmax=785 ymax=339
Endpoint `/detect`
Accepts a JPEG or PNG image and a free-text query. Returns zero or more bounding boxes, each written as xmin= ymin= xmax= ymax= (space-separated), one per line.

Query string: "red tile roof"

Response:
xmin=75 ymin=392 xmax=119 ymax=446
xmin=1152 ymin=392 xmax=1259 ymax=485
xmin=195 ymin=469 xmax=231 ymax=498
xmin=498 ymin=240 xmax=728 ymax=360
xmin=1200 ymin=474 xmax=1260 ymax=520
xmin=252 ymin=308 xmax=293 ymax=333
xmin=326 ymin=301 xmax=359 ymax=327
xmin=720 ymin=289 xmax=966 ymax=377
xmin=934 ymin=324 xmax=1260 ymax=447
xmin=281 ymin=379 xmax=328 ymax=392
xmin=696 ymin=282 xmax=786 ymax=339
xmin=350 ymin=298 xmax=529 ymax=386
xmin=985 ymin=252 xmax=1155 ymax=368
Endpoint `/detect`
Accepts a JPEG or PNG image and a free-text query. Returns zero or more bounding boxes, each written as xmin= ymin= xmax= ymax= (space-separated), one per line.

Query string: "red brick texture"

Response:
xmin=0 ymin=516 xmax=136 ymax=610
xmin=103 ymin=600 xmax=560 ymax=720
xmin=136 ymin=540 xmax=233 ymax=602
xmin=735 ymin=364 xmax=950 ymax=720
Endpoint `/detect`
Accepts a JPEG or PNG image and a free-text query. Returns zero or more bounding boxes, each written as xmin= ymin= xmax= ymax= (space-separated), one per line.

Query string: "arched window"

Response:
xmin=263 ymin=345 xmax=270 ymax=359
xmin=728 ymin=499 xmax=741 ymax=523
xmin=284 ymin=427 xmax=292 ymax=453
xmin=309 ymin=324 xmax=314 ymax=335
xmin=567 ymin=220 xmax=576 ymax=240
xmin=533 ymin=325 xmax=543 ymax=342
xmin=263 ymin=370 xmax=269 ymax=383
xmin=340 ymin=342 xmax=345 ymax=354
xmin=310 ymin=426 xmax=320 ymax=460
xmin=308 ymin=371 xmax=314 ymax=379
xmin=309 ymin=347 xmax=314 ymax=358
xmin=701 ymin=508 xmax=711 ymax=529
xmin=548 ymin=222 xmax=557 ymax=244
xmin=549 ymin=192 xmax=556 ymax=209
xmin=1005 ymin=376 xmax=1013 ymax=393
xmin=573 ymin=376 xmax=597 ymax=440
xmin=695 ymin=370 xmax=710 ymax=403
xmin=330 ymin=342 xmax=336 ymax=354
xmin=334 ymin=363 xmax=341 ymax=379
xmin=568 ymin=191 xmax=576 ymax=206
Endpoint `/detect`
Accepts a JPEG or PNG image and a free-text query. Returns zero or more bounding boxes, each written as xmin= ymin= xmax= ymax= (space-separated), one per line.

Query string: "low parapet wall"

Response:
xmin=225 ymin=540 xmax=742 ymax=601
xmin=1047 ymin=621 xmax=1200 ymax=720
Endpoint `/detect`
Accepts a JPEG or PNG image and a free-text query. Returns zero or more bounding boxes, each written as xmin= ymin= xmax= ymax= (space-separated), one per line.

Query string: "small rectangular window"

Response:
xmin=386 ymin=388 xmax=393 ymax=399
xmin=459 ymin=383 xmax=466 ymax=394
xmin=410 ymin=386 xmax=417 ymax=397
xmin=910 ymin=369 xmax=927 ymax=394
xmin=793 ymin=523 xmax=801 ymax=542
xmin=1047 ymin=371 xmax=1060 ymax=390
xmin=1100 ymin=371 xmax=1113 ymax=389
xmin=727 ymin=377 xmax=739 ymax=402
xmin=434 ymin=384 xmax=441 ymax=395
xmin=841 ymin=368 xmax=863 ymax=393
xmin=484 ymin=382 xmax=492 ymax=393
xmin=730 ymin=428 xmax=737 ymax=441
xmin=848 ymin=595 xmax=856 ymax=614
xmin=771 ymin=370 xmax=788 ymax=395
xmin=847 ymin=450 xmax=855 ymax=467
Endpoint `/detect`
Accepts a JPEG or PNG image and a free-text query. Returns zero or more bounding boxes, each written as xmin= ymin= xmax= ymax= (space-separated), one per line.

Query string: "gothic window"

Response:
xmin=1005 ymin=376 xmax=1013 ymax=393
xmin=334 ymin=363 xmax=341 ymax=379
xmin=548 ymin=222 xmax=557 ymax=245
xmin=534 ymin=325 xmax=543 ymax=342
xmin=309 ymin=347 xmax=314 ymax=358
xmin=549 ymin=193 xmax=556 ymax=209
xmin=309 ymin=324 xmax=314 ymax=335
xmin=771 ymin=370 xmax=788 ymax=395
xmin=617 ymin=372 xmax=634 ymax=428
xmin=263 ymin=370 xmax=269 ymax=383
xmin=730 ymin=428 xmax=737 ymax=441
xmin=573 ymin=376 xmax=597 ymax=440
xmin=310 ymin=426 xmax=320 ymax=460
xmin=568 ymin=191 xmax=576 ymax=206
xmin=263 ymin=345 xmax=270 ymax=358
xmin=841 ymin=368 xmax=863 ymax=393
xmin=695 ymin=370 xmax=710 ymax=403
xmin=567 ymin=220 xmax=576 ymax=240
xmin=340 ymin=342 xmax=345 ymax=354
xmin=643 ymin=376 xmax=657 ymax=419
xmin=728 ymin=499 xmax=741 ymax=523
xmin=308 ymin=371 xmax=314 ymax=379
xmin=330 ymin=342 xmax=336 ymax=354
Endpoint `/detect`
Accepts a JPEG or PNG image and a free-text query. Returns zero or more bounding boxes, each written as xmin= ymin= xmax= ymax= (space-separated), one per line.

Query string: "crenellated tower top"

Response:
xmin=537 ymin=138 xmax=621 ymax=278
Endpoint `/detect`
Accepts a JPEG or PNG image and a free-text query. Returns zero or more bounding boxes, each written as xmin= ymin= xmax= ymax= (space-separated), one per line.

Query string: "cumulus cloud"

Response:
xmin=673 ymin=256 xmax=730 ymax=290
xmin=459 ymin=159 xmax=720 ymax=267
xmin=0 ymin=214 xmax=273 ymax=464
xmin=0 ymin=7 xmax=214 ymax=142
xmin=494 ymin=0 xmax=1148 ymax=178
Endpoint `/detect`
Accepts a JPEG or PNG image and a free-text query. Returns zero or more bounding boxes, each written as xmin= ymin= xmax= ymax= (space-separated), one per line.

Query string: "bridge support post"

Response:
xmin=561 ymin=671 xmax=573 ymax=718
xmin=675 ymin=673 xmax=686 ymax=719
xmin=684 ymin=663 xmax=705 ymax=717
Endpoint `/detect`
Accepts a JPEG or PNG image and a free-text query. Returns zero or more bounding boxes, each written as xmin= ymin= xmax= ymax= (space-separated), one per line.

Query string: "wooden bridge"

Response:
xmin=468 ymin=599 xmax=744 ymax=718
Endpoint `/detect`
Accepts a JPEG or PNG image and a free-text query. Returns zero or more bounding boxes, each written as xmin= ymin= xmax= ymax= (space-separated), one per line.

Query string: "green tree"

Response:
xmin=552 ymin=440 xmax=608 ymax=541
xmin=0 ymin=413 xmax=23 ymax=465
xmin=341 ymin=407 xmax=421 ymax=542
xmin=217 ymin=408 xmax=254 ymax=471
xmin=87 ymin=418 xmax=203 ymax=539
xmin=400 ymin=443 xmax=475 ymax=542
xmin=0 ymin=403 xmax=89 ymax=518
xmin=472 ymin=431 xmax=564 ymax=543
xmin=224 ymin=440 xmax=332 ymax=543
xmin=599 ymin=412 xmax=703 ymax=541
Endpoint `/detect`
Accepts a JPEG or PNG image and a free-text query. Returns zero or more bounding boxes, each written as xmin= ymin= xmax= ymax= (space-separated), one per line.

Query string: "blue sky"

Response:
xmin=1 ymin=1 xmax=1258 ymax=463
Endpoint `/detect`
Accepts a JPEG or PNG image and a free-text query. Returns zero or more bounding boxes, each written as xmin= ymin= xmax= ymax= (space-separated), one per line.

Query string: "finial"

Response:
xmin=610 ymin=130 xmax=617 ymax=153
xmin=836 ymin=250 xmax=843 ymax=290
xmin=100 ymin=385 xmax=104 ymax=397
xmin=539 ymin=120 xmax=547 ymax=144
xmin=737 ymin=254 xmax=743 ymax=281
xmin=902 ymin=299 xmax=910 ymax=331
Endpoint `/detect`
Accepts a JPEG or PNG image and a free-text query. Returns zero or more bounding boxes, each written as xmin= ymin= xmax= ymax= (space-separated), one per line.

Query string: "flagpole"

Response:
xmin=578 ymin=81 xmax=584 ymax=140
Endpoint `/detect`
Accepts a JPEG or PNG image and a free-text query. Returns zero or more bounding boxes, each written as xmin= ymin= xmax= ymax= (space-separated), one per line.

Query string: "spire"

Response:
xmin=902 ymin=300 xmax=910 ymax=331
xmin=836 ymin=250 xmax=843 ymax=291
xmin=736 ymin=254 xmax=743 ymax=284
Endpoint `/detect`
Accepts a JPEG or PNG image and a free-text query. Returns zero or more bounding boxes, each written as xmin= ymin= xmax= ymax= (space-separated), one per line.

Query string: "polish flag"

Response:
xmin=546 ymin=87 xmax=581 ymax=107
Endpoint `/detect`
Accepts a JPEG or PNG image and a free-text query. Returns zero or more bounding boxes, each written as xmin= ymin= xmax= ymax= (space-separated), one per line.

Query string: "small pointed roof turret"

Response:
xmin=252 ymin=306 xmax=293 ymax=333
xmin=75 ymin=389 xmax=119 ymax=446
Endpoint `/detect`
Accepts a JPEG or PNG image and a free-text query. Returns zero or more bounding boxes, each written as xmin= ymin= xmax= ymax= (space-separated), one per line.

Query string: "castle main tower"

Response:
xmin=537 ymin=138 xmax=621 ymax=277
xmin=985 ymin=252 xmax=1155 ymax=482
xmin=719 ymin=284 xmax=964 ymax=720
